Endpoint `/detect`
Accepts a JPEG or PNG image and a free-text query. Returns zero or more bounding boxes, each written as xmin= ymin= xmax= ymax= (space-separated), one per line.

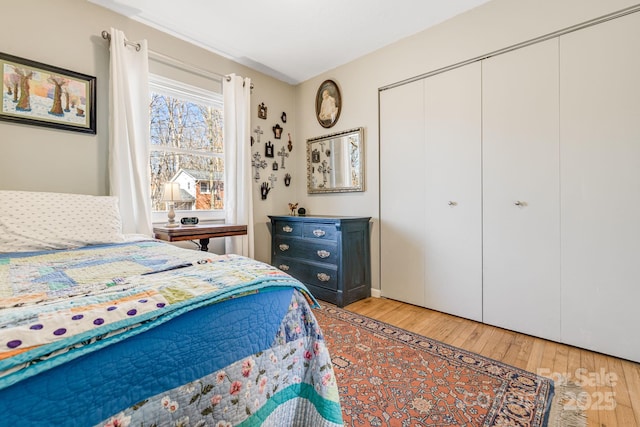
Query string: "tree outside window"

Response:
xmin=149 ymin=75 xmax=224 ymax=213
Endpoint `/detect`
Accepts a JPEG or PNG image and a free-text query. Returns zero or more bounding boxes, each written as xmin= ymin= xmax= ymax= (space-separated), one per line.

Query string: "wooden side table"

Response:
xmin=153 ymin=223 xmax=247 ymax=251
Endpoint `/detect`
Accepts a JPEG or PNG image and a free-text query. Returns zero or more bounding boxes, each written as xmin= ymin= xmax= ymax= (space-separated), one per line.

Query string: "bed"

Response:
xmin=0 ymin=190 xmax=343 ymax=426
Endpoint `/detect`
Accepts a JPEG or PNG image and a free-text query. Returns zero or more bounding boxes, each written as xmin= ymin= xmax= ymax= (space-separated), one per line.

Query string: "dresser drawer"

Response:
xmin=302 ymin=223 xmax=337 ymax=241
xmin=273 ymin=220 xmax=302 ymax=237
xmin=274 ymin=236 xmax=338 ymax=264
xmin=274 ymin=257 xmax=338 ymax=291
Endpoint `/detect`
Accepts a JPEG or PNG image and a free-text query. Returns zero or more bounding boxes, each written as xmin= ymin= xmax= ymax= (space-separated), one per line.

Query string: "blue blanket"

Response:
xmin=0 ymin=241 xmax=343 ymax=426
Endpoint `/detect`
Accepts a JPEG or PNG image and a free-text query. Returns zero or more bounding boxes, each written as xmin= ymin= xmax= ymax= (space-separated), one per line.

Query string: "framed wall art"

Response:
xmin=0 ymin=52 xmax=96 ymax=134
xmin=315 ymin=79 xmax=341 ymax=128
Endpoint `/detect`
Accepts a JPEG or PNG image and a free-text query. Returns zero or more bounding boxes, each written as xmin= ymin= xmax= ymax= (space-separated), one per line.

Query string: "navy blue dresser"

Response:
xmin=269 ymin=215 xmax=371 ymax=307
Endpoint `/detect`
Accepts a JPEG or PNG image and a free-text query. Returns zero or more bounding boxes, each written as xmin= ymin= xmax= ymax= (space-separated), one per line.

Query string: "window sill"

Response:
xmin=152 ymin=210 xmax=225 ymax=224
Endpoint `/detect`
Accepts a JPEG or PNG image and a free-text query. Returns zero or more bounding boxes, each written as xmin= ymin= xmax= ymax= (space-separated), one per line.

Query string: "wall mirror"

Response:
xmin=307 ymin=127 xmax=364 ymax=194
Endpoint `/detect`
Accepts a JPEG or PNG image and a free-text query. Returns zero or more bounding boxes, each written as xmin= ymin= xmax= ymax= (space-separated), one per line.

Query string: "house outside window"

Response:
xmin=148 ymin=75 xmax=224 ymax=221
xmin=199 ymin=181 xmax=211 ymax=194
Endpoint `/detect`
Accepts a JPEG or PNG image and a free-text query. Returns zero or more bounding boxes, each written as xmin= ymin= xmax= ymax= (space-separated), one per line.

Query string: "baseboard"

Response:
xmin=371 ymin=288 xmax=381 ymax=298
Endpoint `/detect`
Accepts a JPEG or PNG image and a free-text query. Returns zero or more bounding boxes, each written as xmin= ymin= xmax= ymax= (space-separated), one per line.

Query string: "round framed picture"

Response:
xmin=315 ymin=79 xmax=341 ymax=128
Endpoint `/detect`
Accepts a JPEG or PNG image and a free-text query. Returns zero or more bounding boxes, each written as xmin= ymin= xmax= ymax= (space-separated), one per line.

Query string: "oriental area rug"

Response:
xmin=313 ymin=304 xmax=555 ymax=427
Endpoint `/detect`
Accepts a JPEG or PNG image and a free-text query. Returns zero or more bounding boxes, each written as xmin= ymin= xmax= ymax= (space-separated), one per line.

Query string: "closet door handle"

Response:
xmin=514 ymin=201 xmax=525 ymax=207
xmin=448 ymin=201 xmax=457 ymax=206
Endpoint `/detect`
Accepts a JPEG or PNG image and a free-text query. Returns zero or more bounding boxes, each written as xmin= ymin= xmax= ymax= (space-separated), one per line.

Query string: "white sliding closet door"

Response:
xmin=424 ymin=63 xmax=482 ymax=321
xmin=482 ymin=39 xmax=561 ymax=340
xmin=380 ymin=80 xmax=426 ymax=305
xmin=560 ymin=12 xmax=640 ymax=362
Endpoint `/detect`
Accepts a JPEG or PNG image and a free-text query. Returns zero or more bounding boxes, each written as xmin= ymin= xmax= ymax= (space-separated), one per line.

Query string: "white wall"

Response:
xmin=294 ymin=0 xmax=640 ymax=292
xmin=0 ymin=0 xmax=296 ymax=263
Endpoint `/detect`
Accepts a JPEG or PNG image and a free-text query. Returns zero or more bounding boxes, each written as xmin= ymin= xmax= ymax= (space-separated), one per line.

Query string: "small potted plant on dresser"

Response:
xmin=268 ymin=215 xmax=371 ymax=307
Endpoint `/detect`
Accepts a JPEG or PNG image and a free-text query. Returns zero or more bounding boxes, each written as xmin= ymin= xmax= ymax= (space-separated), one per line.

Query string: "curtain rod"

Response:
xmin=100 ymin=30 xmax=254 ymax=89
xmin=101 ymin=30 xmax=141 ymax=51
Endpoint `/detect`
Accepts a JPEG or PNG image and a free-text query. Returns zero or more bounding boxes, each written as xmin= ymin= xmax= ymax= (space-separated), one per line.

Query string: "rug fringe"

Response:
xmin=546 ymin=381 xmax=588 ymax=427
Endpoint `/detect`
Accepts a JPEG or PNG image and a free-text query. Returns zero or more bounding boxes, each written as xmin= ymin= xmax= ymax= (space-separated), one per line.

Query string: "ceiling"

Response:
xmin=89 ymin=0 xmax=491 ymax=85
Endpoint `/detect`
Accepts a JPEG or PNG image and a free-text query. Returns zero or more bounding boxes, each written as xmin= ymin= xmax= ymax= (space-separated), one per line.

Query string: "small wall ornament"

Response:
xmin=281 ymin=112 xmax=287 ymax=123
xmin=251 ymin=152 xmax=267 ymax=182
xmin=268 ymin=173 xmax=277 ymax=188
xmin=265 ymin=141 xmax=274 ymax=158
xmin=277 ymin=146 xmax=289 ymax=169
xmin=287 ymin=133 xmax=293 ymax=152
xmin=284 ymin=173 xmax=292 ymax=187
xmin=260 ymin=182 xmax=271 ymax=200
xmin=272 ymin=123 xmax=283 ymax=139
xmin=253 ymin=125 xmax=264 ymax=143
xmin=272 ymin=161 xmax=279 ymax=171
xmin=258 ymin=102 xmax=267 ymax=120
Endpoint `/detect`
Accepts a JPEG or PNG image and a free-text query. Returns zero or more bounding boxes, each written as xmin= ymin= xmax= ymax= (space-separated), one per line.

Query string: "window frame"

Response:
xmin=148 ymin=74 xmax=225 ymax=224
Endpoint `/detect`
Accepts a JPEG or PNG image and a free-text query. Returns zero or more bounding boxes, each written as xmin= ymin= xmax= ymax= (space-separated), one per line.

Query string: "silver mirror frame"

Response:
xmin=306 ymin=127 xmax=364 ymax=194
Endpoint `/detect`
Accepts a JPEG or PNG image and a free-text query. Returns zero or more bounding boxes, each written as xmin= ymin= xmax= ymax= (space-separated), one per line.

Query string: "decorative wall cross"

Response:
xmin=318 ymin=160 xmax=332 ymax=186
xmin=253 ymin=125 xmax=264 ymax=143
xmin=277 ymin=146 xmax=289 ymax=169
xmin=268 ymin=173 xmax=277 ymax=188
xmin=252 ymin=152 xmax=267 ymax=182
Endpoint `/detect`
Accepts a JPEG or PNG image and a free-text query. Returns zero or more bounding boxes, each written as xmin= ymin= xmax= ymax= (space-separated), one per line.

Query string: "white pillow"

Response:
xmin=0 ymin=190 xmax=125 ymax=253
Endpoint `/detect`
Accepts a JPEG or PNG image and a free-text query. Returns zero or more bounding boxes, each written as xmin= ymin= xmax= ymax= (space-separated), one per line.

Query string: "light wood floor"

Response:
xmin=343 ymin=297 xmax=640 ymax=427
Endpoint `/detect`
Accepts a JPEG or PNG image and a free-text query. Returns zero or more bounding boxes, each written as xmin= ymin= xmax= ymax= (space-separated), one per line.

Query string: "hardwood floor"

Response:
xmin=343 ymin=297 xmax=640 ymax=427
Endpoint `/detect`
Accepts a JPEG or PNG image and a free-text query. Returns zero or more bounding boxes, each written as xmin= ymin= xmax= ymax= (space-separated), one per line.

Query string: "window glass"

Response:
xmin=149 ymin=75 xmax=224 ymax=214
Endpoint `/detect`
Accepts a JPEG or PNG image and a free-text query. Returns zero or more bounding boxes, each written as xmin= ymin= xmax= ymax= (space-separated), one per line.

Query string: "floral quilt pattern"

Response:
xmin=98 ymin=290 xmax=343 ymax=427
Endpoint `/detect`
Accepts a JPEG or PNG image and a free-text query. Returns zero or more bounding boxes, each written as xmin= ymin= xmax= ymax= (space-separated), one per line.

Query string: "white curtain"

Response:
xmin=224 ymin=74 xmax=254 ymax=257
xmin=108 ymin=28 xmax=152 ymax=236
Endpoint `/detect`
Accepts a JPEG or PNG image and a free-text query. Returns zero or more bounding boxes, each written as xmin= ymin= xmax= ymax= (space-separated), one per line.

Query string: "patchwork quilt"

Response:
xmin=0 ymin=241 xmax=343 ymax=426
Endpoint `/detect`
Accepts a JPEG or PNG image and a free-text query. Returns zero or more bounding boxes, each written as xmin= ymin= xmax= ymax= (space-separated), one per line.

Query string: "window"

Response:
xmin=149 ymin=75 xmax=224 ymax=221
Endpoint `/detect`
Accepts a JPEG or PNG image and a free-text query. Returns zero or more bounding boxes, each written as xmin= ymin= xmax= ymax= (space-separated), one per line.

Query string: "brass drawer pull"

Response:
xmin=317 ymin=250 xmax=331 ymax=258
xmin=279 ymin=244 xmax=289 ymax=251
xmin=282 ymin=225 xmax=293 ymax=233
xmin=317 ymin=273 xmax=331 ymax=282
xmin=313 ymin=229 xmax=326 ymax=237
xmin=278 ymin=264 xmax=290 ymax=271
